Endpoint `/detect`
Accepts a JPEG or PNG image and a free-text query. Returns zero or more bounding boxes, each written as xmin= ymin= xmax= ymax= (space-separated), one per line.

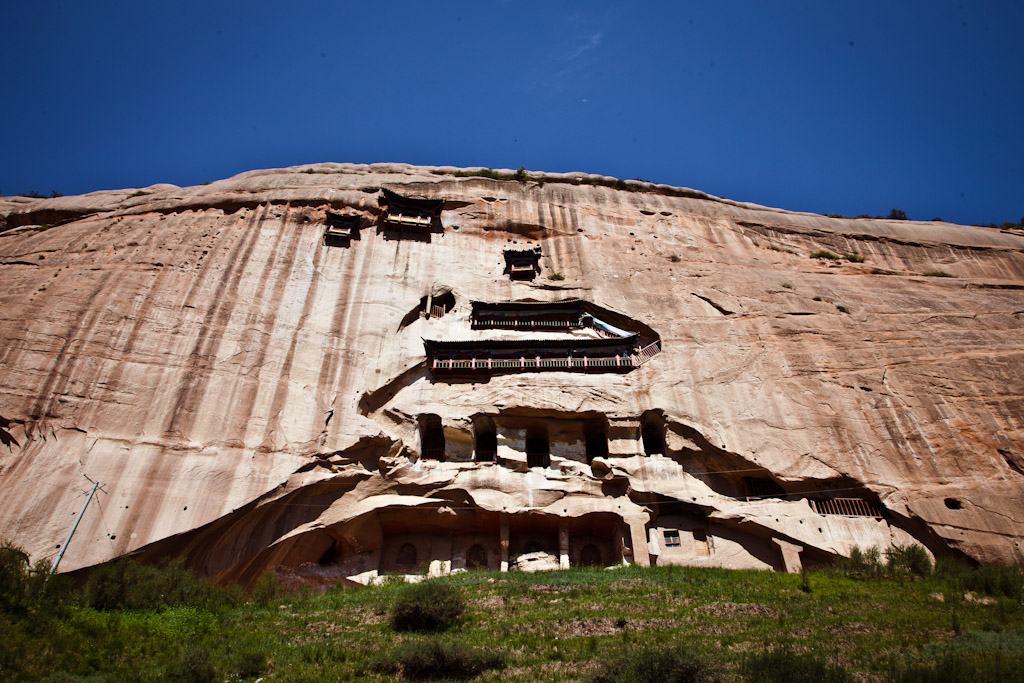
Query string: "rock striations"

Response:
xmin=1 ymin=162 xmax=1022 ymax=585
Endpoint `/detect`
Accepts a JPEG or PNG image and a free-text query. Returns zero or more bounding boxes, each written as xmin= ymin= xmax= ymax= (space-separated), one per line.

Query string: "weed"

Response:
xmin=924 ymin=270 xmax=956 ymax=277
xmin=781 ymin=282 xmax=794 ymax=289
xmin=371 ymin=639 xmax=505 ymax=681
xmin=390 ymin=580 xmax=465 ymax=632
xmin=742 ymin=646 xmax=853 ymax=682
xmin=251 ymin=571 xmax=284 ymax=604
xmin=811 ymin=250 xmax=841 ymax=260
xmin=548 ymin=272 xmax=565 ymax=281
xmin=589 ymin=642 xmax=715 ymax=683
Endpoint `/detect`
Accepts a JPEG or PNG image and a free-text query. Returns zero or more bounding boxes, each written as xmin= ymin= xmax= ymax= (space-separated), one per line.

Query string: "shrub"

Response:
xmin=83 ymin=556 xmax=240 ymax=611
xmin=781 ymin=282 xmax=794 ymax=289
xmin=810 ymin=250 xmax=841 ymax=260
xmin=390 ymin=581 xmax=465 ymax=632
xmin=514 ymin=166 xmax=529 ymax=182
xmin=741 ymin=646 xmax=853 ymax=683
xmin=548 ymin=272 xmax=565 ymax=281
xmin=835 ymin=304 xmax=850 ymax=314
xmin=373 ymin=639 xmax=506 ymax=681
xmin=843 ymin=253 xmax=865 ymax=262
xmin=0 ymin=541 xmax=59 ymax=614
xmin=924 ymin=270 xmax=956 ymax=277
xmin=888 ymin=208 xmax=908 ymax=220
xmin=589 ymin=642 xmax=715 ymax=683
xmin=886 ymin=544 xmax=933 ymax=577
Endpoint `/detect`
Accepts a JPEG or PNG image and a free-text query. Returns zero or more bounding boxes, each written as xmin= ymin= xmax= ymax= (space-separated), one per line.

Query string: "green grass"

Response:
xmin=1 ymin=547 xmax=1022 ymax=681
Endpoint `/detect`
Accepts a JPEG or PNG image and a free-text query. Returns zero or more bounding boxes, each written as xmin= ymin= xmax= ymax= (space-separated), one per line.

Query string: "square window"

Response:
xmin=664 ymin=529 xmax=681 ymax=547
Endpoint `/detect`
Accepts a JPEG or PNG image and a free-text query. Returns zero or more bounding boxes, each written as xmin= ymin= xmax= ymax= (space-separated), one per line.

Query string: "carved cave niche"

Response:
xmin=525 ymin=423 xmax=551 ymax=469
xmin=473 ymin=416 xmax=497 ymax=462
xmin=584 ymin=417 xmax=609 ymax=463
xmin=640 ymin=409 xmax=666 ymax=456
xmin=419 ymin=414 xmax=445 ymax=461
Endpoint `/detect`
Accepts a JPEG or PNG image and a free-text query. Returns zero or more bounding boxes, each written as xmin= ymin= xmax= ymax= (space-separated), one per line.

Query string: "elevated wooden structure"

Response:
xmin=424 ymin=337 xmax=637 ymax=374
xmin=504 ymin=247 xmax=542 ymax=280
xmin=323 ymin=212 xmax=360 ymax=247
xmin=378 ymin=188 xmax=445 ymax=236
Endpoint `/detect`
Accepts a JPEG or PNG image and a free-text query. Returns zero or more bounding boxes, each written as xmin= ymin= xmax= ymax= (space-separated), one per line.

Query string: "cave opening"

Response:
xmin=526 ymin=425 xmax=550 ymax=468
xmin=584 ymin=418 xmax=608 ymax=463
xmin=475 ymin=422 xmax=497 ymax=462
xmin=420 ymin=414 xmax=445 ymax=460
xmin=640 ymin=410 xmax=666 ymax=456
xmin=318 ymin=539 xmax=339 ymax=566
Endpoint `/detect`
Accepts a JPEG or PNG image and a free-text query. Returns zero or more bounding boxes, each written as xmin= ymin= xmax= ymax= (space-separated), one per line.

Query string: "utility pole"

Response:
xmin=50 ymin=474 xmax=106 ymax=576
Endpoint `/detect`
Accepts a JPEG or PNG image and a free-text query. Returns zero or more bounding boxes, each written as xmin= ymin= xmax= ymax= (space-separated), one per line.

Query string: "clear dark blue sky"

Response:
xmin=2 ymin=1 xmax=1022 ymax=225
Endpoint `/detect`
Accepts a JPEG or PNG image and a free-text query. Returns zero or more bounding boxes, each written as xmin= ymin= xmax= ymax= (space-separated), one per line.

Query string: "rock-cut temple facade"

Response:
xmin=0 ymin=162 xmax=1022 ymax=586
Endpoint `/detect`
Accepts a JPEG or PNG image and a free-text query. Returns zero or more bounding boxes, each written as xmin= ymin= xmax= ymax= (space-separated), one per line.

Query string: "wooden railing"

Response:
xmin=432 ymin=355 xmax=634 ymax=371
xmin=430 ymin=305 xmax=446 ymax=319
xmin=472 ymin=317 xmax=580 ymax=330
xmin=632 ymin=340 xmax=662 ymax=365
xmin=386 ymin=212 xmax=431 ymax=228
xmin=810 ymin=498 xmax=883 ymax=518
xmin=421 ymin=448 xmax=445 ymax=461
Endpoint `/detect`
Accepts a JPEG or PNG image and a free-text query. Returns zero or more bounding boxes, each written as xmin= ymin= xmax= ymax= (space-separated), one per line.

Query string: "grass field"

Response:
xmin=1 ymin=546 xmax=1022 ymax=682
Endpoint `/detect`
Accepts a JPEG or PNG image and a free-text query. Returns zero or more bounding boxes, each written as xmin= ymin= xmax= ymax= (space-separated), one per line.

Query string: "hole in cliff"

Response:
xmin=433 ymin=290 xmax=456 ymax=313
xmin=318 ymin=540 xmax=339 ymax=566
xmin=526 ymin=425 xmax=550 ymax=468
xmin=743 ymin=477 xmax=785 ymax=500
xmin=944 ymin=497 xmax=963 ymax=510
xmin=420 ymin=414 xmax=445 ymax=461
xmin=584 ymin=418 xmax=608 ymax=464
xmin=474 ymin=420 xmax=497 ymax=463
xmin=640 ymin=410 xmax=666 ymax=456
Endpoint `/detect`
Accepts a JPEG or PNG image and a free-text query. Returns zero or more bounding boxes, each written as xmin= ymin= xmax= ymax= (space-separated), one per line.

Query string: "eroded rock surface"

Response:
xmin=1 ymin=162 xmax=1022 ymax=584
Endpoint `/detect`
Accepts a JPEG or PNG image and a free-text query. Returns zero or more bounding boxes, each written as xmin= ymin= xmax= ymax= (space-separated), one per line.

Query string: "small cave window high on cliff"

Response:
xmin=744 ymin=477 xmax=786 ymax=500
xmin=323 ymin=212 xmax=360 ymax=247
xmin=474 ymin=424 xmax=497 ymax=463
xmin=526 ymin=425 xmax=550 ymax=469
xmin=378 ymin=188 xmax=445 ymax=238
xmin=420 ymin=414 xmax=445 ymax=461
xmin=503 ymin=247 xmax=542 ymax=281
xmin=640 ymin=411 xmax=666 ymax=456
xmin=584 ymin=419 xmax=608 ymax=464
xmin=429 ymin=291 xmax=456 ymax=319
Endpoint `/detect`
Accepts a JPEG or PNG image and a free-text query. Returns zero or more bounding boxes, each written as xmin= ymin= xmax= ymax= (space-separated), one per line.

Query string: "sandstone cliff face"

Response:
xmin=1 ymin=163 xmax=1022 ymax=584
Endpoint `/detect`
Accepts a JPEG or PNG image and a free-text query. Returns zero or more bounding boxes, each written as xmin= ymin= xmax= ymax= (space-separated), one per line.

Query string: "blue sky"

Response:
xmin=2 ymin=1 xmax=1021 ymax=225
